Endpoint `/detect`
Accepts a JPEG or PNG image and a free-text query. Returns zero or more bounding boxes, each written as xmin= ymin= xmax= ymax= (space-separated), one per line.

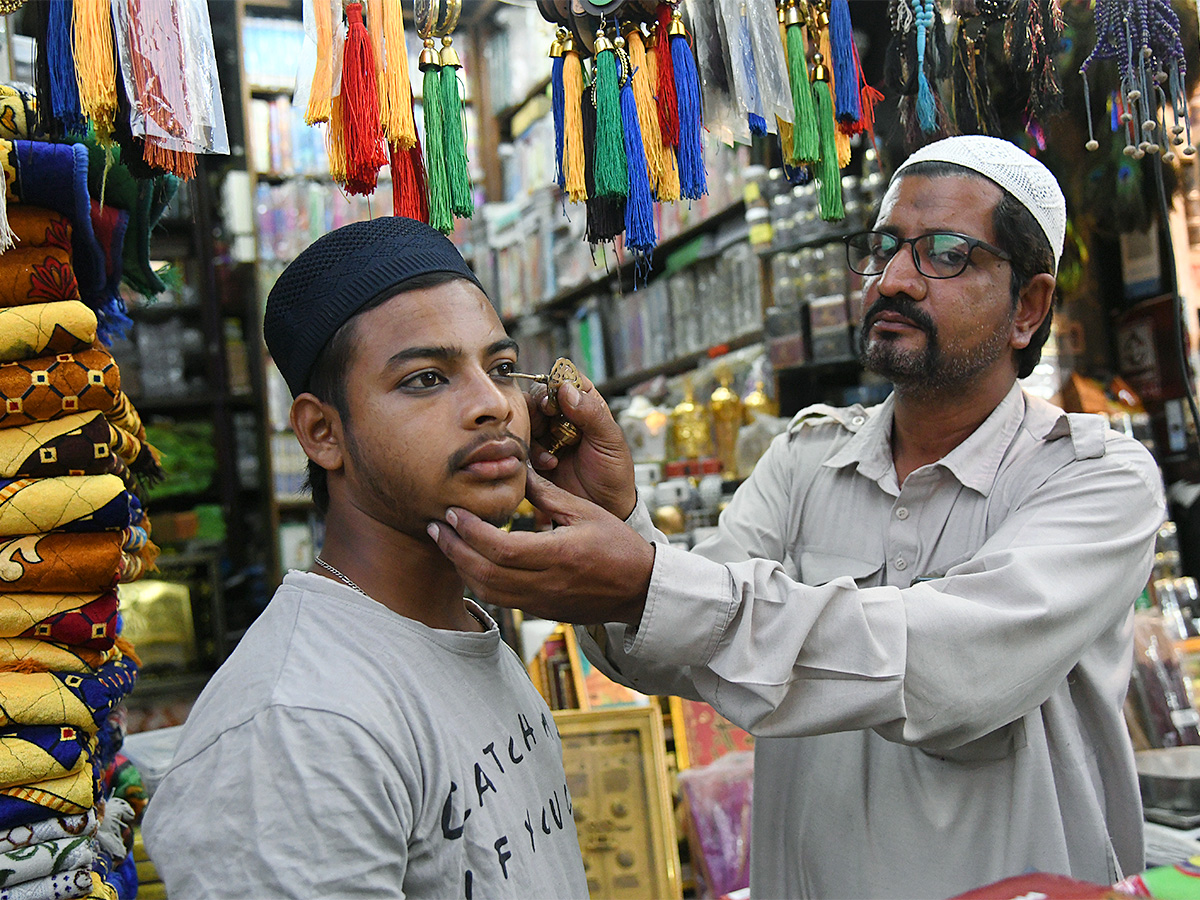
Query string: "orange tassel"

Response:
xmin=562 ymin=46 xmax=587 ymax=202
xmin=626 ymin=27 xmax=663 ymax=194
xmin=367 ymin=0 xmax=388 ymax=131
xmin=305 ymin=0 xmax=334 ymax=125
xmin=328 ymin=93 xmax=348 ymax=184
xmin=381 ymin=0 xmax=416 ymax=149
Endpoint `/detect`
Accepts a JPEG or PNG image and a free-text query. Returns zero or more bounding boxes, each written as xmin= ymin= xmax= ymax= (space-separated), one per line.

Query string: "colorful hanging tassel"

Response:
xmin=339 ymin=2 xmax=387 ymax=196
xmin=645 ymin=29 xmax=681 ymax=202
xmin=305 ymin=0 xmax=334 ymax=125
xmin=73 ymin=0 xmax=118 ymax=144
xmin=784 ymin=0 xmax=819 ymax=163
xmin=328 ymin=92 xmax=348 ymax=184
xmin=810 ymin=53 xmax=844 ymax=221
xmin=654 ymin=4 xmax=680 ymax=149
xmin=593 ymin=28 xmax=629 ymax=200
xmin=1004 ymin=0 xmax=1065 ymax=121
xmin=812 ymin=4 xmax=851 ymax=168
xmin=668 ymin=7 xmax=706 ymax=201
xmin=367 ymin=0 xmax=388 ymax=129
xmin=419 ymin=34 xmax=452 ymax=231
xmin=617 ymin=37 xmax=655 ymax=257
xmin=380 ymin=0 xmax=416 ymax=149
xmin=562 ymin=30 xmax=588 ymax=202
xmin=625 ymin=23 xmax=663 ymax=195
xmin=775 ymin=4 xmax=797 ymax=165
xmin=551 ymin=30 xmax=566 ymax=190
xmin=828 ymin=0 xmax=860 ymax=126
xmin=582 ymin=82 xmax=625 ymax=246
xmin=440 ymin=35 xmax=474 ymax=218
xmin=391 ymin=124 xmax=429 ymax=223
xmin=914 ymin=0 xmax=938 ymax=134
xmin=48 ymin=0 xmax=86 ymax=135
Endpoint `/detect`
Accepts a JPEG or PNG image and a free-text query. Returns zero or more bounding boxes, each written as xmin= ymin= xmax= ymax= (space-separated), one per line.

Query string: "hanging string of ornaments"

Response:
xmin=1080 ymin=0 xmax=1193 ymax=164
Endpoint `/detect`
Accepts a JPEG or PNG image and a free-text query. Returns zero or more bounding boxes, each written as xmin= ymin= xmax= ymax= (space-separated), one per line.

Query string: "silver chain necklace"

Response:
xmin=314 ymin=556 xmax=367 ymax=595
xmin=314 ymin=556 xmax=488 ymax=629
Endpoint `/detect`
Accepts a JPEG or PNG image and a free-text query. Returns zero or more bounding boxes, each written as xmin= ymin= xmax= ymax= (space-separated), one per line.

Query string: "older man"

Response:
xmin=430 ymin=135 xmax=1166 ymax=899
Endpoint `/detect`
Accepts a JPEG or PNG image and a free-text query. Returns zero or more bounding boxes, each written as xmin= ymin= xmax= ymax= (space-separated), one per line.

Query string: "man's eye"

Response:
xmin=492 ymin=361 xmax=517 ymax=378
xmin=401 ymin=371 xmax=445 ymax=390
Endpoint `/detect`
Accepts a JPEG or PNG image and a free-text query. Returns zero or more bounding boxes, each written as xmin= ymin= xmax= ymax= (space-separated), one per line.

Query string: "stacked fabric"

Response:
xmin=0 ymin=141 xmax=161 ymax=899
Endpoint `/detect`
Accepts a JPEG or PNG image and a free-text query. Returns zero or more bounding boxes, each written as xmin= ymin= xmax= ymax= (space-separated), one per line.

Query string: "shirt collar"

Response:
xmin=824 ymin=381 xmax=1027 ymax=496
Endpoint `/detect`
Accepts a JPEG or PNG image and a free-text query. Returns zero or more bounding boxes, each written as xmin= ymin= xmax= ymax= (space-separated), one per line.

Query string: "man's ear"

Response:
xmin=290 ymin=393 xmax=344 ymax=473
xmin=1011 ymin=272 xmax=1056 ymax=349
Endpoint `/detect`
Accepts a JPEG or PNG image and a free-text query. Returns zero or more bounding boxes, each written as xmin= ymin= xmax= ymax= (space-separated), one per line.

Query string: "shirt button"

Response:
xmin=895 ymin=557 xmax=907 ymax=570
xmin=850 ymin=415 xmax=865 ymax=426
xmin=896 ymin=507 xmax=909 ymax=520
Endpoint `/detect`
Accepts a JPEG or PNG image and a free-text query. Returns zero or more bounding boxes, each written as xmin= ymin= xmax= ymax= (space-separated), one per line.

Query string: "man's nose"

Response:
xmin=463 ymin=370 xmax=513 ymax=425
xmin=875 ymin=241 xmax=927 ymax=299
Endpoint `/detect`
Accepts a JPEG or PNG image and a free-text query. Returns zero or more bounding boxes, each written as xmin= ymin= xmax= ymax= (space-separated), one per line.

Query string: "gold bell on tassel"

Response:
xmin=440 ymin=34 xmax=460 ymax=68
xmin=419 ymin=36 xmax=439 ymax=70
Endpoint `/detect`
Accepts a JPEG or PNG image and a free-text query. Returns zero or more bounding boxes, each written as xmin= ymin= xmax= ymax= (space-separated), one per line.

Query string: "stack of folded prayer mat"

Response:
xmin=0 ymin=189 xmax=160 ymax=899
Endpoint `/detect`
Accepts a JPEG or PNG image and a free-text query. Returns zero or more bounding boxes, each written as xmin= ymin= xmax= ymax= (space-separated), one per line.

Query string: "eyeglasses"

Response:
xmin=843 ymin=230 xmax=1012 ymax=279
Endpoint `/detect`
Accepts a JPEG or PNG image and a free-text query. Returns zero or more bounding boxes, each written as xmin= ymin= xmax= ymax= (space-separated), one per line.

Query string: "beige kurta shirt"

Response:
xmin=580 ymin=382 xmax=1166 ymax=899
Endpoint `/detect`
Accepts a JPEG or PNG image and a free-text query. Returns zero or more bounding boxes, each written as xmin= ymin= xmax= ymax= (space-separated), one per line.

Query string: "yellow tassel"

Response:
xmin=816 ymin=22 xmax=851 ymax=167
xmin=305 ymin=0 xmax=334 ymax=125
xmin=776 ymin=15 xmax=796 ymax=165
xmin=328 ymin=93 xmax=348 ymax=184
xmin=562 ymin=48 xmax=587 ymax=203
xmin=381 ymin=0 xmax=416 ymax=149
xmin=626 ymin=28 xmax=663 ymax=194
xmin=73 ymin=0 xmax=118 ymax=145
xmin=368 ymin=0 xmax=388 ymax=132
xmin=645 ymin=38 xmax=679 ymax=202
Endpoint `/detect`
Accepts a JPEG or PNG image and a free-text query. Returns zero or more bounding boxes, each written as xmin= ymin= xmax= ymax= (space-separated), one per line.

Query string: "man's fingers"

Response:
xmin=434 ymin=507 xmax=551 ymax=571
xmin=524 ymin=468 xmax=593 ymax=522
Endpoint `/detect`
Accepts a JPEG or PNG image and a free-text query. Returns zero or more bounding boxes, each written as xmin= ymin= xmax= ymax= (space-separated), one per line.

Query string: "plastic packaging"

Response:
xmin=111 ymin=0 xmax=230 ymax=160
xmin=678 ymin=750 xmax=754 ymax=900
xmin=1131 ymin=611 xmax=1200 ymax=748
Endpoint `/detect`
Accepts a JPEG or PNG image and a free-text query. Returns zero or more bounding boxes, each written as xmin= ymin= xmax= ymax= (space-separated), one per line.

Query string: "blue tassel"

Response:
xmin=48 ymin=0 xmax=85 ymax=135
xmin=552 ymin=54 xmax=566 ymax=190
xmin=915 ymin=0 xmax=937 ymax=133
xmin=740 ymin=13 xmax=766 ymax=135
xmin=619 ymin=53 xmax=655 ymax=258
xmin=829 ymin=0 xmax=860 ymax=123
xmin=95 ymin=294 xmax=133 ymax=345
xmin=671 ymin=29 xmax=707 ymax=201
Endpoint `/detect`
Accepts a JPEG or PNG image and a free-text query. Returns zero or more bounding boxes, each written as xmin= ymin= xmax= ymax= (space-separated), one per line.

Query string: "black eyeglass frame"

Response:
xmin=842 ymin=230 xmax=1013 ymax=280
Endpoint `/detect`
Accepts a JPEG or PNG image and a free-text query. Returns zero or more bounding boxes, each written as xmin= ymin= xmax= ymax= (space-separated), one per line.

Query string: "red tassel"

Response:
xmin=654 ymin=3 xmax=679 ymax=149
xmin=340 ymin=2 xmax=387 ymax=196
xmin=390 ymin=127 xmax=429 ymax=223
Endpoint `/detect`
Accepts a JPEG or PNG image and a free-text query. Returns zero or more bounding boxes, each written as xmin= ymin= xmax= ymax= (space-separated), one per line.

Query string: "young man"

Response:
xmin=430 ymin=136 xmax=1167 ymax=898
xmin=143 ymin=217 xmax=589 ymax=899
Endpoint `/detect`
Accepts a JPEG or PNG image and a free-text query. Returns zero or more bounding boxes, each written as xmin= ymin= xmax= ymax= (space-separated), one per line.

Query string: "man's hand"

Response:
xmin=526 ymin=374 xmax=637 ymax=520
xmin=428 ymin=470 xmax=654 ymax=625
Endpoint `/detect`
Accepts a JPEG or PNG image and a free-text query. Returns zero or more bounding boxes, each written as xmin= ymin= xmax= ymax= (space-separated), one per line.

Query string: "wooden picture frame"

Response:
xmin=554 ymin=705 xmax=682 ymax=900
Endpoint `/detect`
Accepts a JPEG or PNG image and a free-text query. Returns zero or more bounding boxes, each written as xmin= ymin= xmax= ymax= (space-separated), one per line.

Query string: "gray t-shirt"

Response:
xmin=144 ymin=571 xmax=588 ymax=899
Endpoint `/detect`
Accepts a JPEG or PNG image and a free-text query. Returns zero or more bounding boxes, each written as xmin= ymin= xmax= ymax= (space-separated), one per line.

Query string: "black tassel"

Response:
xmin=583 ymin=87 xmax=624 ymax=246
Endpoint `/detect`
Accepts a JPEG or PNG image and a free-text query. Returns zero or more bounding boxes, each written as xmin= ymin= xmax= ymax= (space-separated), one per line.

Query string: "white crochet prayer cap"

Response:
xmin=893 ymin=135 xmax=1066 ymax=273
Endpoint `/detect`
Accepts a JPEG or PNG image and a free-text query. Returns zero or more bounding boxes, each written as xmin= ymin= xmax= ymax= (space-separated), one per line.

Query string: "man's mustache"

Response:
xmin=862 ymin=295 xmax=936 ymax=335
xmin=446 ymin=432 xmax=531 ymax=474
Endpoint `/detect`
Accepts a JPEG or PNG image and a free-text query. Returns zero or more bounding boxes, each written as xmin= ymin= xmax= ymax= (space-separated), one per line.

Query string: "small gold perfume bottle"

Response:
xmin=671 ymin=378 xmax=713 ymax=461
xmin=510 ymin=357 xmax=585 ymax=455
xmin=710 ymin=364 xmax=743 ymax=479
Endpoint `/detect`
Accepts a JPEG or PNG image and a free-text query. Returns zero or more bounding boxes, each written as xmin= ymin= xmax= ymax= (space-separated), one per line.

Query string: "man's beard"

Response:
xmin=857 ymin=295 xmax=1013 ymax=397
xmin=345 ymin=426 xmax=526 ymax=529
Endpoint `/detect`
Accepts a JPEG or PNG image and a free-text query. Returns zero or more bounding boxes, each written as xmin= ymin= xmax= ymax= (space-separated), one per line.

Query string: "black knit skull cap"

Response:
xmin=263 ymin=216 xmax=485 ymax=397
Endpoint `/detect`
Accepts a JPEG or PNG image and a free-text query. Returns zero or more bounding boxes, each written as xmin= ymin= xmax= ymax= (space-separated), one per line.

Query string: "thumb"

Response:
xmin=557 ymin=382 xmax=625 ymax=448
xmin=525 ymin=467 xmax=595 ymax=524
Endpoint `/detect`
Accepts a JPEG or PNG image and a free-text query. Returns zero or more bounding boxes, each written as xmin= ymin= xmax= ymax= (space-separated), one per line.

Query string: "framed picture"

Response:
xmin=669 ymin=695 xmax=755 ymax=770
xmin=554 ymin=705 xmax=682 ymax=900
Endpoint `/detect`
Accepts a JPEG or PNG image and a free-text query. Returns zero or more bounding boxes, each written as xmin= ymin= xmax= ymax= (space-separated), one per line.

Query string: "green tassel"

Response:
xmin=440 ymin=65 xmax=474 ymax=218
xmin=787 ymin=25 xmax=820 ymax=163
xmin=812 ymin=78 xmax=844 ymax=221
xmin=422 ymin=66 xmax=452 ymax=233
xmin=593 ymin=51 xmax=628 ymax=199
